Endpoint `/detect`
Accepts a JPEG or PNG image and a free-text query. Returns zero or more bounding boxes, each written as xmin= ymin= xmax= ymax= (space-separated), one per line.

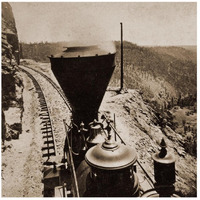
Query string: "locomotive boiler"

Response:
xmin=43 ymin=31 xmax=178 ymax=197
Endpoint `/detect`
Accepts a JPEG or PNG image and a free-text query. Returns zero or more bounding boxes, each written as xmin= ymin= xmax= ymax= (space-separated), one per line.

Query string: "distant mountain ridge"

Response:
xmin=148 ymin=46 xmax=196 ymax=64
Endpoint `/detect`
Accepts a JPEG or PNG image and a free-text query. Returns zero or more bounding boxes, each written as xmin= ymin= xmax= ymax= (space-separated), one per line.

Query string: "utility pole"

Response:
xmin=120 ymin=22 xmax=124 ymax=91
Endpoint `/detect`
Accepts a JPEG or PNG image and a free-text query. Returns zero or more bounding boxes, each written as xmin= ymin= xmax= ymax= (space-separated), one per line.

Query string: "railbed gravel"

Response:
xmin=20 ymin=63 xmax=72 ymax=157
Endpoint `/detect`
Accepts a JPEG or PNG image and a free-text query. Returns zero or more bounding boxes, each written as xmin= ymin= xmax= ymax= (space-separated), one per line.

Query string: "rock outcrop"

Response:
xmin=2 ymin=2 xmax=24 ymax=142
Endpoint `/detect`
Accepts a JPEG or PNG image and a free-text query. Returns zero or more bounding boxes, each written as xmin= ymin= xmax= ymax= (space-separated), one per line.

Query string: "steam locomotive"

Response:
xmin=43 ymin=40 xmax=177 ymax=197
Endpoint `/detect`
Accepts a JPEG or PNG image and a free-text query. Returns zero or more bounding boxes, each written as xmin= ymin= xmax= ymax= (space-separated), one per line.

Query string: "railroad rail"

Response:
xmin=20 ymin=65 xmax=72 ymax=113
xmin=19 ymin=67 xmax=57 ymax=160
xmin=19 ymin=65 xmax=78 ymax=197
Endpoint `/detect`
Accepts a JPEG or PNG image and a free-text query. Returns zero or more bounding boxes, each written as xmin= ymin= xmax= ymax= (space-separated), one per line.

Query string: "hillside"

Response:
xmin=20 ymin=41 xmax=197 ymax=109
xmin=148 ymin=46 xmax=196 ymax=64
xmin=179 ymin=46 xmax=197 ymax=54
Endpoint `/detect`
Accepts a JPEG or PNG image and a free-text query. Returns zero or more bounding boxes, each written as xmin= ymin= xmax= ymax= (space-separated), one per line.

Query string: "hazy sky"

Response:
xmin=10 ymin=2 xmax=197 ymax=46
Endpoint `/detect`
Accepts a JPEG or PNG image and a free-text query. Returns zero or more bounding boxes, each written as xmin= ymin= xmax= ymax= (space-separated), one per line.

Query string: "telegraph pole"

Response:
xmin=120 ymin=22 xmax=124 ymax=91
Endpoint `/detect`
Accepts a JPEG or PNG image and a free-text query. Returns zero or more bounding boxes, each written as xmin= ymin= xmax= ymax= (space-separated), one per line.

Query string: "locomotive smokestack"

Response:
xmin=120 ymin=22 xmax=124 ymax=91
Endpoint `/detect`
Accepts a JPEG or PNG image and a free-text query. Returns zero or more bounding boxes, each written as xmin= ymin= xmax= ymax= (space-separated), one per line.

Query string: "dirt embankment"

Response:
xmin=2 ymin=70 xmax=44 ymax=197
xmin=2 ymin=60 xmax=72 ymax=197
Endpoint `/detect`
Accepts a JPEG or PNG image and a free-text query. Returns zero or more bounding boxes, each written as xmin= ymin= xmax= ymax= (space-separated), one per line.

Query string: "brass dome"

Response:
xmin=85 ymin=138 xmax=137 ymax=170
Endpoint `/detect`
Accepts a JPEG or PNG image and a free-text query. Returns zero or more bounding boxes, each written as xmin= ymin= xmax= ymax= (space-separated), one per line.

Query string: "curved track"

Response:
xmin=21 ymin=65 xmax=72 ymax=112
xmin=19 ymin=67 xmax=57 ymax=160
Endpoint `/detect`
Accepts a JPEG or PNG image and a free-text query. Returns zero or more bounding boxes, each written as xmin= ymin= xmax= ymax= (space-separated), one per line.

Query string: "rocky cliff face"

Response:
xmin=2 ymin=2 xmax=24 ymax=142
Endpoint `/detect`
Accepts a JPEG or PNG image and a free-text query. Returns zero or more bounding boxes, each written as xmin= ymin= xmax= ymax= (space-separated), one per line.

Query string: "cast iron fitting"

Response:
xmin=159 ymin=138 xmax=167 ymax=158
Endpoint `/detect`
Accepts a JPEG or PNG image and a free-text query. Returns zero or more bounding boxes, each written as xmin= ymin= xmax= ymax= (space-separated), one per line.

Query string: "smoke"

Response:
xmin=65 ymin=40 xmax=116 ymax=54
xmin=98 ymin=41 xmax=116 ymax=54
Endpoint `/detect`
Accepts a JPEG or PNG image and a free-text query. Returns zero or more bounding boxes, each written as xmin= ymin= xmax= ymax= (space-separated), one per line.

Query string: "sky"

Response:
xmin=10 ymin=2 xmax=197 ymax=46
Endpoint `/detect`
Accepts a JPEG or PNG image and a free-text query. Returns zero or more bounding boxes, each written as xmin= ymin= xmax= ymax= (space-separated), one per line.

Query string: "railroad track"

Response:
xmin=19 ymin=67 xmax=57 ymax=160
xmin=19 ymin=65 xmax=78 ymax=197
xmin=19 ymin=64 xmax=74 ymax=163
xmin=21 ymin=65 xmax=72 ymax=112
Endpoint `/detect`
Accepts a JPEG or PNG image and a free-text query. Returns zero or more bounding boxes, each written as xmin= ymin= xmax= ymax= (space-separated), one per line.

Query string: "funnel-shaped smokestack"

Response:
xmin=49 ymin=42 xmax=116 ymax=125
